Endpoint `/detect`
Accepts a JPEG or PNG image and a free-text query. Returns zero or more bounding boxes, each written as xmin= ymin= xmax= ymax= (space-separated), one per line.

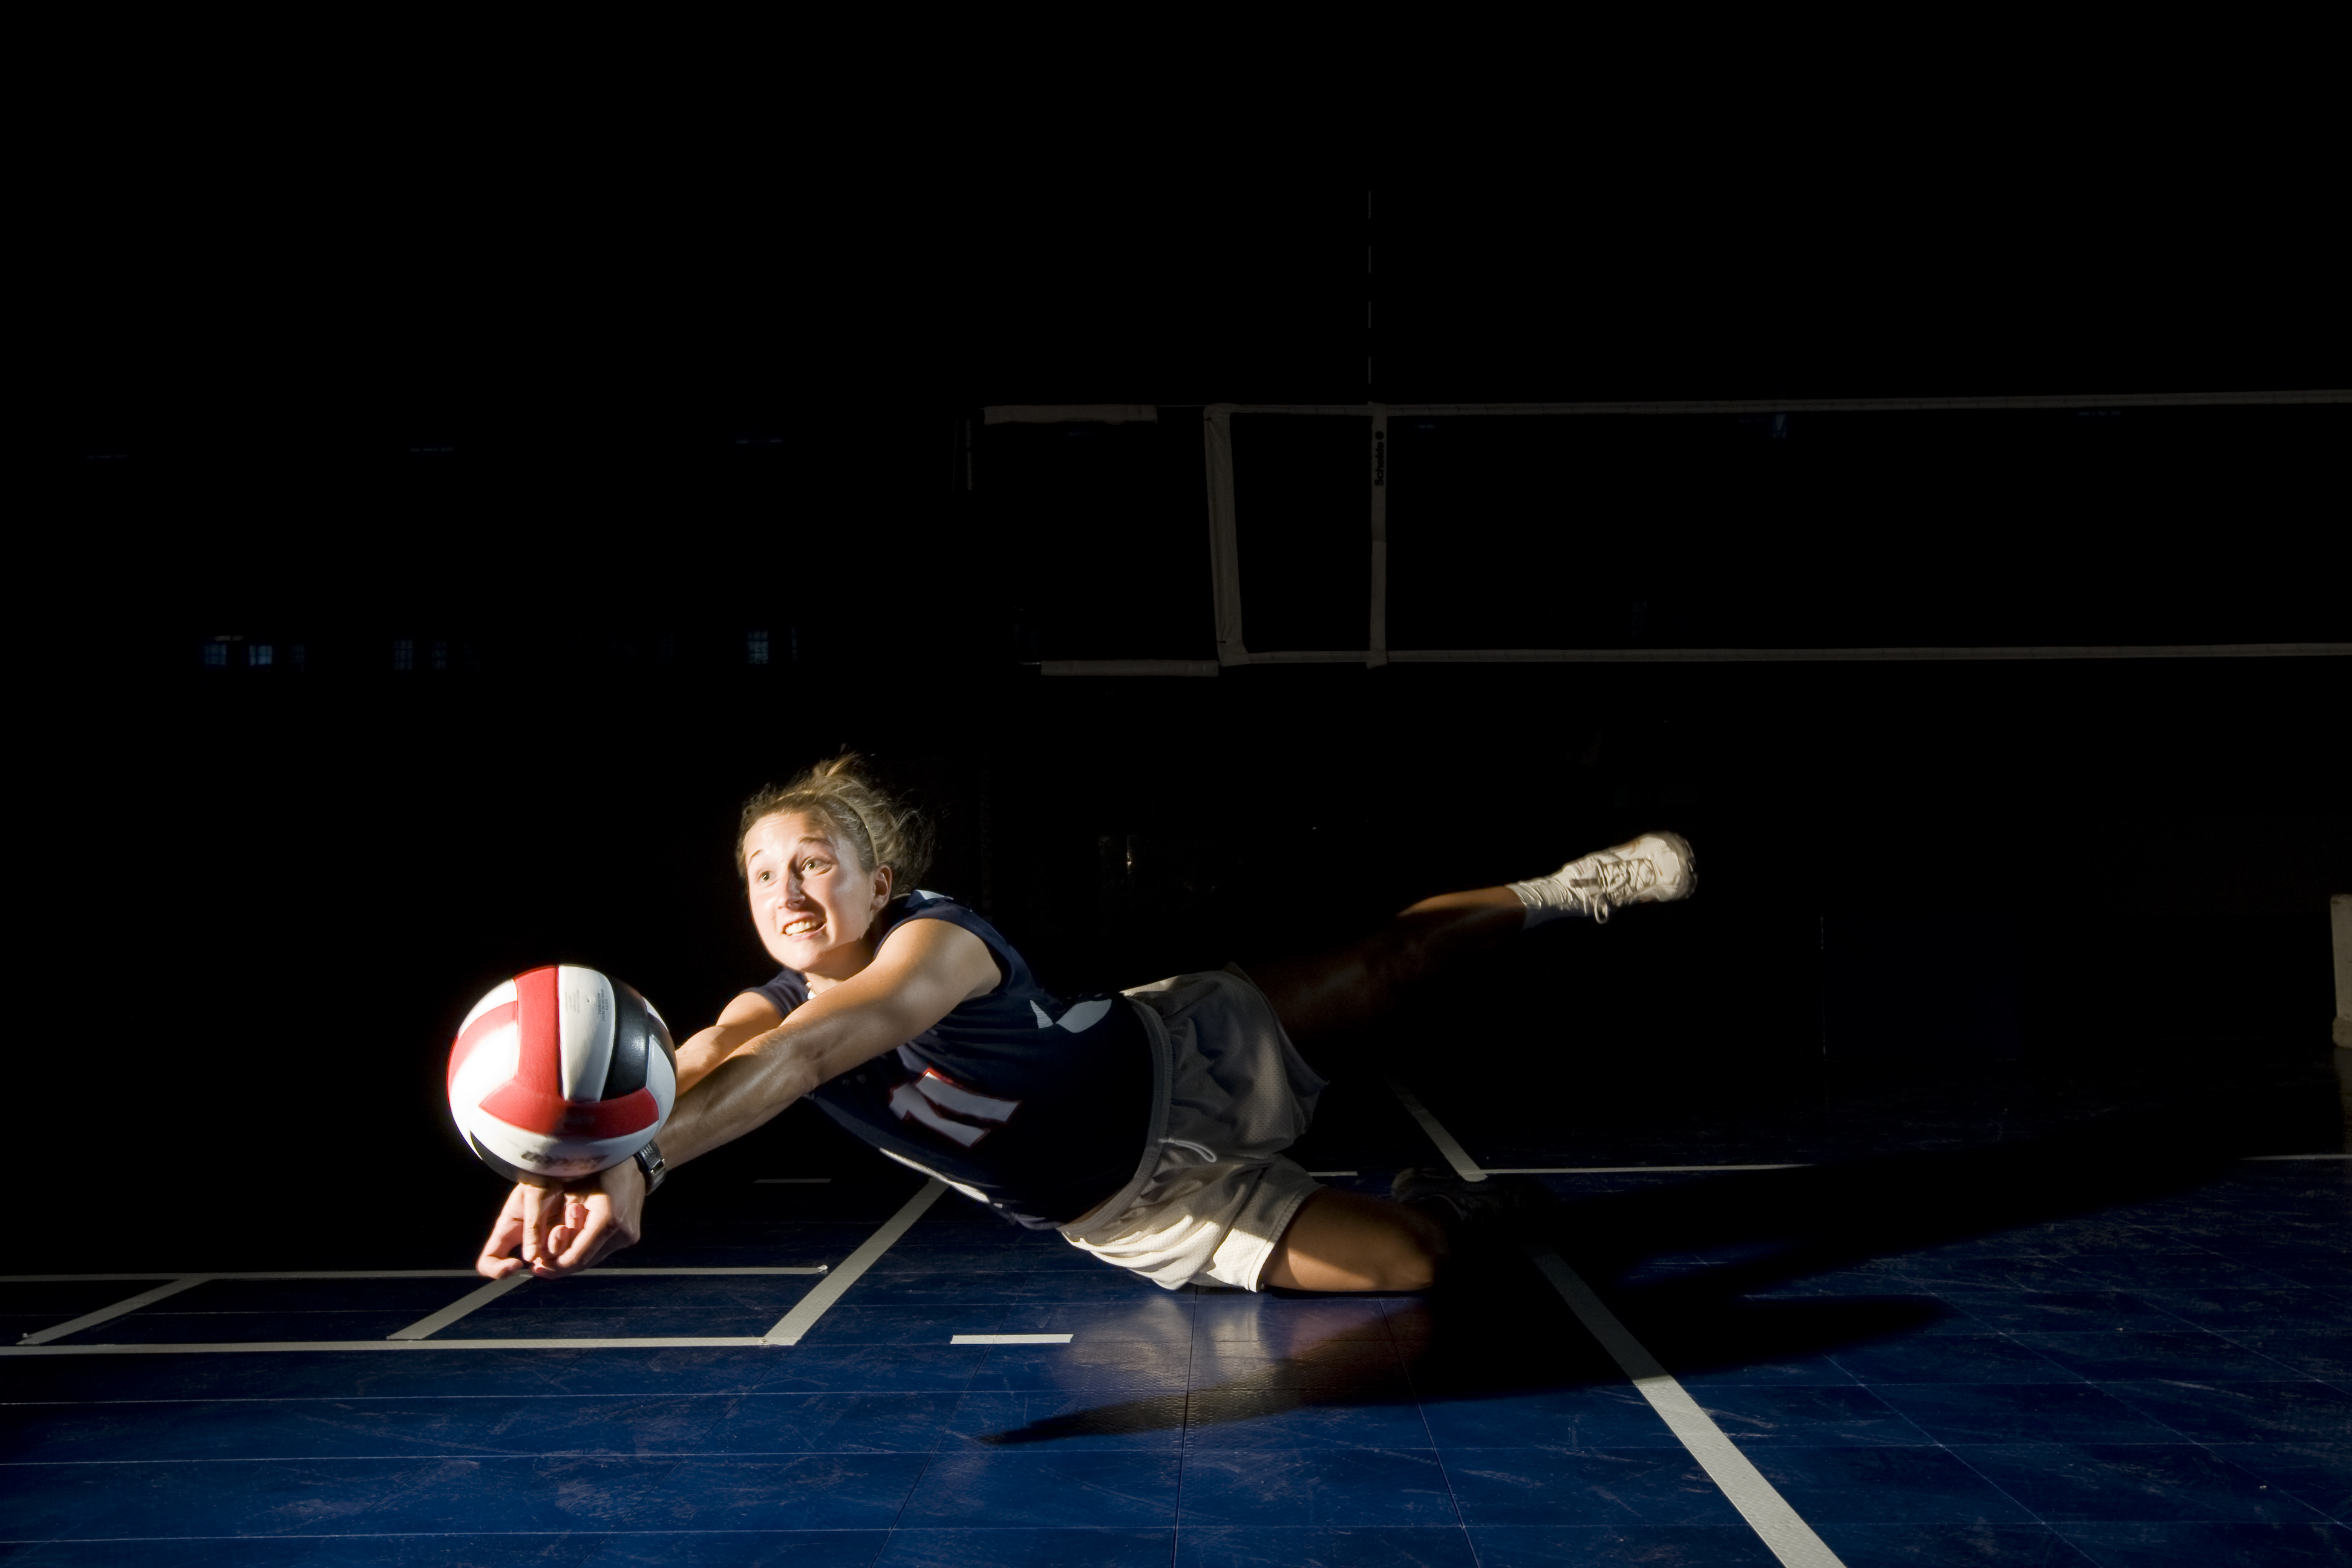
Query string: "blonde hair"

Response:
xmin=737 ymin=753 xmax=935 ymax=901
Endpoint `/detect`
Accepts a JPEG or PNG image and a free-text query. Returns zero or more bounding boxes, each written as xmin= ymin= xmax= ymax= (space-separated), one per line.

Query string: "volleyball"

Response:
xmin=446 ymin=965 xmax=678 ymax=1182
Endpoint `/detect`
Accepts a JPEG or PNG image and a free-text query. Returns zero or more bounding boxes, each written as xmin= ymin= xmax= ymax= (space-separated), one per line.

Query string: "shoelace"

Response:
xmin=1567 ymin=855 xmax=1656 ymax=923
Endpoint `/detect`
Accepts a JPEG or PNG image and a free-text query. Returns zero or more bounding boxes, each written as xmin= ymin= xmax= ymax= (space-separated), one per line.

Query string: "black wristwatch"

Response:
xmin=632 ymin=1139 xmax=667 ymax=1195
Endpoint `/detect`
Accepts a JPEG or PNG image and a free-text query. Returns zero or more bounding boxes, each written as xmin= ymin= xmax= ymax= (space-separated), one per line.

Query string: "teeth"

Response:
xmin=783 ymin=918 xmax=821 ymax=936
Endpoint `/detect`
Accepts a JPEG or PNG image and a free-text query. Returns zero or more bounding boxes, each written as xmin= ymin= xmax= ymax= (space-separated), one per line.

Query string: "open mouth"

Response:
xmin=782 ymin=915 xmax=824 ymax=939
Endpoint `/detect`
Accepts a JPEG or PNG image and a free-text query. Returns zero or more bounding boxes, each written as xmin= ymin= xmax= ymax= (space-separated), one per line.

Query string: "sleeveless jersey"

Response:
xmin=743 ymin=892 xmax=1152 ymax=1227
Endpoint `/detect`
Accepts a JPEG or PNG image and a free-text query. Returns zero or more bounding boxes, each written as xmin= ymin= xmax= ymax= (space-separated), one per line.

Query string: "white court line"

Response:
xmin=1385 ymin=1079 xmax=1486 ymax=1183
xmin=2 ymin=1338 xmax=774 ymax=1356
xmin=382 ymin=1264 xmax=832 ymax=1341
xmin=557 ymin=1267 xmax=828 ymax=1275
xmin=386 ymin=1274 xmax=530 ymax=1341
xmin=1387 ymin=1080 xmax=1845 ymax=1568
xmin=1307 ymin=1171 xmax=1360 ymax=1177
xmin=1524 ymin=1246 xmax=1843 ymax=1568
xmin=2 ymin=1226 xmax=857 ymax=1356
xmin=952 ymin=1333 xmax=1073 ymax=1344
xmin=17 ymin=1278 xmax=212 ymax=1347
xmin=1 ymin=1268 xmax=826 ymax=1284
xmin=4 ymin=1272 xmax=476 ymax=1284
xmin=762 ymin=1179 xmax=947 ymax=1345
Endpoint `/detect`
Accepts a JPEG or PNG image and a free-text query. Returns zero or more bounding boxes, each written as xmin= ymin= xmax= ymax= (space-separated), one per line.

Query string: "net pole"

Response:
xmin=1204 ymin=403 xmax=1248 ymax=666
xmin=1365 ymin=189 xmax=1388 ymax=670
xmin=1369 ymin=404 xmax=1390 ymax=668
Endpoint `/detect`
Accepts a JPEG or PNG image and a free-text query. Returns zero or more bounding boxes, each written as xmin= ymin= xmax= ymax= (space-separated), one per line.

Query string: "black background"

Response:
xmin=25 ymin=140 xmax=2348 ymax=1270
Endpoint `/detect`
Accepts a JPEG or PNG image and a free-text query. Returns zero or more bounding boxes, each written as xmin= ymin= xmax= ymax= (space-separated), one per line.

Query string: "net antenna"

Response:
xmin=1367 ymin=184 xmax=1388 ymax=669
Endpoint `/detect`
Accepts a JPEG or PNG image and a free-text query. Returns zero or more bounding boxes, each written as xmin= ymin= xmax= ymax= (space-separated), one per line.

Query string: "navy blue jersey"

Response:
xmin=743 ymin=892 xmax=1152 ymax=1226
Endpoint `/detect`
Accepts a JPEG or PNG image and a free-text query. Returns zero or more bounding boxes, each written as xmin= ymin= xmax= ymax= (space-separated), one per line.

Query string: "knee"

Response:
xmin=1379 ymin=1244 xmax=1441 ymax=1293
xmin=1263 ymin=1191 xmax=1451 ymax=1293
xmin=1374 ymin=1206 xmax=1451 ymax=1292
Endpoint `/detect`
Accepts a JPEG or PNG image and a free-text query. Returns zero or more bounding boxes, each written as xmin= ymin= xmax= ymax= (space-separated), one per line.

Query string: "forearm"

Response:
xmin=656 ymin=988 xmax=929 ymax=1168
xmin=673 ymin=1025 xmax=746 ymax=1096
xmin=648 ymin=920 xmax=998 ymax=1172
xmin=656 ymin=1029 xmax=827 ymax=1166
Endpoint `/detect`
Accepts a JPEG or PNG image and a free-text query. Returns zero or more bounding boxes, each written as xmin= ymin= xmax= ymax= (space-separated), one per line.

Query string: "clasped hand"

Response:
xmin=475 ymin=1158 xmax=647 ymax=1279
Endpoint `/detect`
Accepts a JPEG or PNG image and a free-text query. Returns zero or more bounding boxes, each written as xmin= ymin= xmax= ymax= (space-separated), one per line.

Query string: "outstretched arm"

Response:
xmin=674 ymin=991 xmax=789 ymax=1096
xmin=661 ymin=920 xmax=1000 ymax=1165
xmin=475 ymin=920 xmax=1002 ymax=1279
xmin=471 ymin=990 xmax=786 ymax=1279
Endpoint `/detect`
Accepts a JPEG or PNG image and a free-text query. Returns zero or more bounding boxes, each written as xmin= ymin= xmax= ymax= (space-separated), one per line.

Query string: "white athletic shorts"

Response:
xmin=1058 ymin=965 xmax=1328 ymax=1292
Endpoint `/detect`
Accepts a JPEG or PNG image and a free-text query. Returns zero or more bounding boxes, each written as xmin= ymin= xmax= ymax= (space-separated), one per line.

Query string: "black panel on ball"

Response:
xmin=604 ymin=981 xmax=647 ymax=1099
xmin=603 ymin=978 xmax=673 ymax=1099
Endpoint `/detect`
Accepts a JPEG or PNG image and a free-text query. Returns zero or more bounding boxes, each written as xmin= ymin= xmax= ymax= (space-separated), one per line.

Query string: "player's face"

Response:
xmin=743 ymin=811 xmax=892 ymax=982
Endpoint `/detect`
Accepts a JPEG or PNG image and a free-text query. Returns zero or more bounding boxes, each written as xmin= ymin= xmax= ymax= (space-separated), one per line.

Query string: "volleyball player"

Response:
xmin=474 ymin=756 xmax=1694 ymax=1293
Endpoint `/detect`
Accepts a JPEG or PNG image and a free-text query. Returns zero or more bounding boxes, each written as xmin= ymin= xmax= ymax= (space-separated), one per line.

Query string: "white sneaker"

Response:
xmin=1509 ymin=831 xmax=1696 ymax=926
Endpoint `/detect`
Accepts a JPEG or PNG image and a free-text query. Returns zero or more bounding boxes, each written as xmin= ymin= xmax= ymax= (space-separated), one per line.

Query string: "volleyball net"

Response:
xmin=976 ymin=390 xmax=2351 ymax=674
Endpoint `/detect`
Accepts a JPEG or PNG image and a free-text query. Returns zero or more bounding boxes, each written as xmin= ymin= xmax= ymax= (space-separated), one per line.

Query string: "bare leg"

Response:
xmin=1246 ymin=844 xmax=1696 ymax=1292
xmin=1261 ymin=1188 xmax=1449 ymax=1291
xmin=1247 ymin=885 xmax=1524 ymax=1292
xmin=1246 ymin=885 xmax=1524 ymax=1052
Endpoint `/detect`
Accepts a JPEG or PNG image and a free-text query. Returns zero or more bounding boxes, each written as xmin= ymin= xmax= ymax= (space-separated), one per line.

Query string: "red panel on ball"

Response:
xmin=474 ymin=965 xmax=657 ymax=1139
xmin=480 ymin=1083 xmax=662 ymax=1140
xmin=446 ymin=1000 xmax=518 ymax=1091
xmin=508 ymin=965 xmax=565 ymax=1100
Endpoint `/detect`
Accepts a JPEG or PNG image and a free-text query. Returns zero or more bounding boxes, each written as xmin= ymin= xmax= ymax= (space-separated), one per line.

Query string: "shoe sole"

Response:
xmin=1624 ymin=830 xmax=1696 ymax=903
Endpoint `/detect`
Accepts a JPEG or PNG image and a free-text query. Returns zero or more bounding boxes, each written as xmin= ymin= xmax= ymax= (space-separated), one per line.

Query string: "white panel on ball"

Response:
xmin=465 ymin=1109 xmax=656 ymax=1181
xmin=555 ymin=965 xmax=616 ymax=1102
xmin=646 ymin=1033 xmax=678 ymax=1123
xmin=448 ymin=1021 xmax=520 ymax=1125
xmin=454 ymin=978 xmax=517 ymax=1039
xmin=447 ymin=964 xmax=675 ymax=1184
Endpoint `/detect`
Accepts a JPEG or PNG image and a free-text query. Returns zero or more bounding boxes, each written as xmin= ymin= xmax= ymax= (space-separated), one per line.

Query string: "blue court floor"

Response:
xmin=4 ymin=1071 xmax=2348 ymax=1567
